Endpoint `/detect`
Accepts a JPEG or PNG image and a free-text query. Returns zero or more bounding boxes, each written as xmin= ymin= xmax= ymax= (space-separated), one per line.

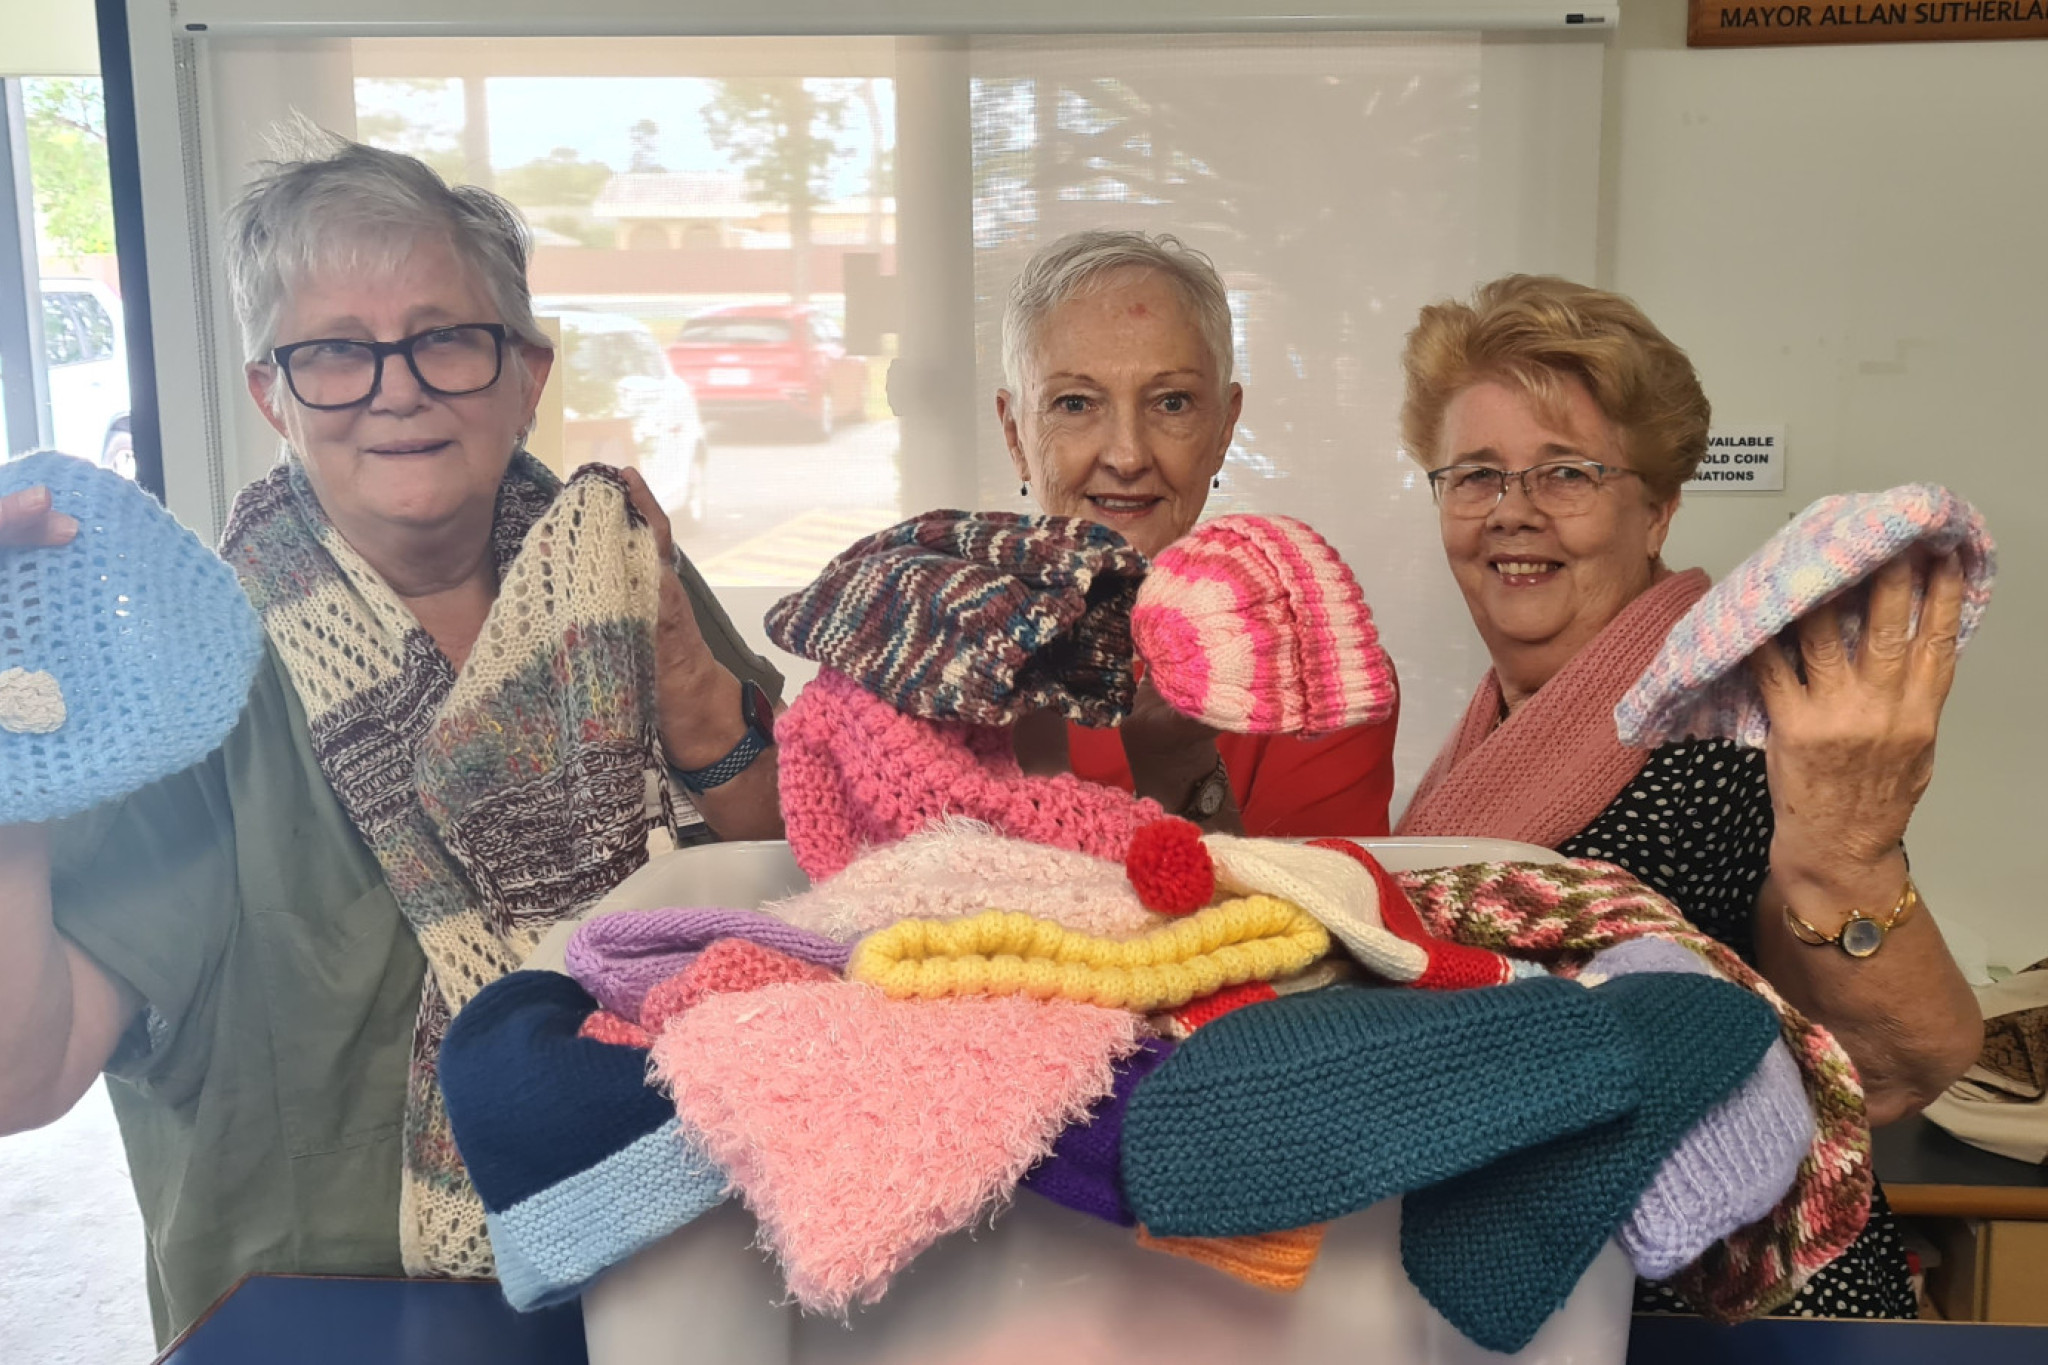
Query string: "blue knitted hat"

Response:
xmin=1022 ymin=1035 xmax=1173 ymax=1226
xmin=440 ymin=971 xmax=728 ymax=1311
xmin=0 ymin=451 xmax=263 ymax=823
xmin=1120 ymin=977 xmax=1639 ymax=1239
xmin=1399 ymin=970 xmax=1781 ymax=1354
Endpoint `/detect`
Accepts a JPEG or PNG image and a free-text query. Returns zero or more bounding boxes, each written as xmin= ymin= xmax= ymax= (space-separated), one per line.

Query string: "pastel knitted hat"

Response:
xmin=0 ymin=451 xmax=264 ymax=823
xmin=1021 ymin=1035 xmax=1174 ymax=1226
xmin=765 ymin=509 xmax=1149 ymax=727
xmin=768 ymin=819 xmax=1167 ymax=943
xmin=565 ymin=908 xmax=852 ymax=1022
xmin=1121 ymin=976 xmax=1639 ymax=1239
xmin=1127 ymin=823 xmax=1539 ymax=989
xmin=776 ymin=667 xmax=1166 ymax=881
xmin=439 ymin=971 xmax=728 ymax=1311
xmin=1131 ymin=514 xmax=1396 ymax=735
xmin=1616 ymin=483 xmax=1994 ymax=749
xmin=1582 ymin=939 xmax=1815 ymax=1281
xmin=651 ymin=981 xmax=1142 ymax=1314
xmin=1399 ymin=971 xmax=1782 ymax=1354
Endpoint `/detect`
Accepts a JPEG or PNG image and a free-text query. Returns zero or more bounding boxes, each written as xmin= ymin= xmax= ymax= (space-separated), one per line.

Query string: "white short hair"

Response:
xmin=1000 ymin=229 xmax=1235 ymax=393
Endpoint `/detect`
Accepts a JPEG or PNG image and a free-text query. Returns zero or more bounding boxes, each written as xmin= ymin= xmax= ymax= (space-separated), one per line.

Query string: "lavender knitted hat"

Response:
xmin=565 ymin=908 xmax=852 ymax=1022
xmin=764 ymin=509 xmax=1149 ymax=727
xmin=1584 ymin=938 xmax=1815 ymax=1280
xmin=1616 ymin=483 xmax=1994 ymax=749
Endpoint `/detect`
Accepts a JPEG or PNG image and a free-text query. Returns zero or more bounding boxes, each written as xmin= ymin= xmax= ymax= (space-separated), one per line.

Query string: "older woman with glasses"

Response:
xmin=1395 ymin=274 xmax=1981 ymax=1319
xmin=0 ymin=133 xmax=783 ymax=1344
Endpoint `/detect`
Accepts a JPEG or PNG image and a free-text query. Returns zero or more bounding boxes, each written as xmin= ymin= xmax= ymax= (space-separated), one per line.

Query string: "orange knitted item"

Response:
xmin=576 ymin=1010 xmax=654 ymax=1048
xmin=1136 ymin=1222 xmax=1328 ymax=1292
xmin=641 ymin=938 xmax=839 ymax=1032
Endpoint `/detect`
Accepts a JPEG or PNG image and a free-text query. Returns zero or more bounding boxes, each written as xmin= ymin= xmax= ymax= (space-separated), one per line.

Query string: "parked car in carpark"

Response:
xmin=0 ymin=278 xmax=132 ymax=474
xmin=664 ymin=304 xmax=867 ymax=442
xmin=556 ymin=309 xmax=711 ymax=523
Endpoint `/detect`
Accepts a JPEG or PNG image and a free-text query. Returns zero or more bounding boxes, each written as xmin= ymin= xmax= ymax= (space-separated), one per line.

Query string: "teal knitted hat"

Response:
xmin=1399 ymin=971 xmax=1781 ymax=1354
xmin=1120 ymin=977 xmax=1638 ymax=1238
xmin=0 ymin=451 xmax=263 ymax=823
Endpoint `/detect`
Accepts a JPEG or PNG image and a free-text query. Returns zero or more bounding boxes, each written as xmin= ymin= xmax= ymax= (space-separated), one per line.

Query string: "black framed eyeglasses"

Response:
xmin=269 ymin=323 xmax=509 ymax=411
xmin=1426 ymin=458 xmax=1641 ymax=518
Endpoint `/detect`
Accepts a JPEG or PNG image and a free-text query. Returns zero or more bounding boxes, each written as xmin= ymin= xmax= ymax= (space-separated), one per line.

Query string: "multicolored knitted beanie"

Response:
xmin=1617 ymin=483 xmax=1994 ymax=749
xmin=0 ymin=451 xmax=264 ymax=823
xmin=764 ymin=509 xmax=1149 ymax=727
xmin=1131 ymin=514 xmax=1396 ymax=735
xmin=439 ymin=971 xmax=728 ymax=1311
xmin=776 ymin=667 xmax=1166 ymax=880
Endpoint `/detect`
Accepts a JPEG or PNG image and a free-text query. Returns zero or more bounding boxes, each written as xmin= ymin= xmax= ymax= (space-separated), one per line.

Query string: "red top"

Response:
xmin=1065 ymin=701 xmax=1399 ymax=839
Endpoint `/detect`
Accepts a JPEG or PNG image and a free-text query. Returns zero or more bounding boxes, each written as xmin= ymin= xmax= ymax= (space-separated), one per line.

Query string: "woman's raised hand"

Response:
xmin=0 ymin=487 xmax=79 ymax=549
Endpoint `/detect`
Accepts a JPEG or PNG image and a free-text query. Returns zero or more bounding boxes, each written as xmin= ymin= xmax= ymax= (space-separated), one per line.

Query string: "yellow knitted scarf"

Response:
xmin=847 ymin=896 xmax=1330 ymax=1012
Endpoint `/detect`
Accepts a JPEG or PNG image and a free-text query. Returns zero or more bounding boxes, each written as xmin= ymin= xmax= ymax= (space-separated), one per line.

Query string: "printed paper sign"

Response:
xmin=1685 ymin=425 xmax=1785 ymax=492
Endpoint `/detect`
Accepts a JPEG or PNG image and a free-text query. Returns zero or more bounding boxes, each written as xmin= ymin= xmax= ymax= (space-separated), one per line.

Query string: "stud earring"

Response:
xmin=1212 ymin=475 xmax=1221 ymax=490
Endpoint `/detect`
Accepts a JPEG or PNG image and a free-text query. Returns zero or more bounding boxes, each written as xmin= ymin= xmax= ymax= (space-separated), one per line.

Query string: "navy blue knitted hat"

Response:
xmin=440 ymin=971 xmax=728 ymax=1310
xmin=0 ymin=451 xmax=263 ymax=823
xmin=1119 ymin=977 xmax=1639 ymax=1239
xmin=1399 ymin=971 xmax=1781 ymax=1354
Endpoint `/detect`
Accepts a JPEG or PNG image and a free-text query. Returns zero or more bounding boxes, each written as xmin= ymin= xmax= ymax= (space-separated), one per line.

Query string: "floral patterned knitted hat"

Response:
xmin=1131 ymin=514 xmax=1396 ymax=735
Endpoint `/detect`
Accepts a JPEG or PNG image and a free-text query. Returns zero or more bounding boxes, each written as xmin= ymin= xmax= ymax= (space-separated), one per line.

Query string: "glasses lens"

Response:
xmin=285 ymin=341 xmax=377 ymax=408
xmin=1528 ymin=462 xmax=1602 ymax=515
xmin=1439 ymin=466 xmax=1505 ymax=516
xmin=412 ymin=326 xmax=503 ymax=396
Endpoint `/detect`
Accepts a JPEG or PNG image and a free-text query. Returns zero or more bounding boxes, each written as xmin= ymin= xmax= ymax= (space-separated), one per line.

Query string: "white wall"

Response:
xmin=1598 ymin=0 xmax=2048 ymax=969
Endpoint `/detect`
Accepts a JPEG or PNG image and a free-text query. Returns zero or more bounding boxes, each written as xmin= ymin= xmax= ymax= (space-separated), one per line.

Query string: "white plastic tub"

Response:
xmin=529 ymin=838 xmax=1636 ymax=1365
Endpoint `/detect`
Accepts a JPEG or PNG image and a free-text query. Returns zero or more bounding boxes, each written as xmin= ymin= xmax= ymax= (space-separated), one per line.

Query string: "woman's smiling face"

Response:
xmin=997 ymin=267 xmax=1241 ymax=559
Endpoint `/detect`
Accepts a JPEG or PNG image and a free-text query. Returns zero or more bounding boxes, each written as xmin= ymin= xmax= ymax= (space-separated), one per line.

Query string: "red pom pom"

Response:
xmin=1126 ymin=817 xmax=1215 ymax=915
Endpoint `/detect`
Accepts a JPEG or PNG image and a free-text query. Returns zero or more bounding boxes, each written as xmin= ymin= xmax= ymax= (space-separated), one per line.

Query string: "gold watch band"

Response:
xmin=1782 ymin=859 xmax=1919 ymax=959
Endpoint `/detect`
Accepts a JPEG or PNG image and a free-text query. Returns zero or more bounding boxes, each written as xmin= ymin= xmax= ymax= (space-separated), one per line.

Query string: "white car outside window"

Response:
xmin=553 ymin=309 xmax=710 ymax=524
xmin=0 ymin=278 xmax=134 ymax=475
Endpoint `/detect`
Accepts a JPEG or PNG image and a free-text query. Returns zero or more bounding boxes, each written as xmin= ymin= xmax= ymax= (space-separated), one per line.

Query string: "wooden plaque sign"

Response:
xmin=1690 ymin=0 xmax=2048 ymax=45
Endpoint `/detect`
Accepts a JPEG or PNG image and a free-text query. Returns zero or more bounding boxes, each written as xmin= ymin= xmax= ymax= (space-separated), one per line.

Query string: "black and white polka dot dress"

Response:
xmin=1558 ymin=739 xmax=1918 ymax=1320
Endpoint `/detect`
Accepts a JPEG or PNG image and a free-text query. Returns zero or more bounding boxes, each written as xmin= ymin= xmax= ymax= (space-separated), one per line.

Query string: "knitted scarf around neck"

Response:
xmin=1396 ymin=569 xmax=1710 ymax=846
xmin=220 ymin=453 xmax=684 ymax=1277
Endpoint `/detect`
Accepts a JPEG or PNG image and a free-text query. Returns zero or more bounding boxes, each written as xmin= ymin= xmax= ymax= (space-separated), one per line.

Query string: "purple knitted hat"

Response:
xmin=1021 ymin=1035 xmax=1174 ymax=1226
xmin=764 ymin=509 xmax=1149 ymax=728
xmin=565 ymin=908 xmax=852 ymax=1021
xmin=1617 ymin=483 xmax=1994 ymax=749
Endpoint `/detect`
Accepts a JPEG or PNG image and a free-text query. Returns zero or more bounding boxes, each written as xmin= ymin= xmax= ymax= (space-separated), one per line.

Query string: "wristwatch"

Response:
xmin=1178 ymin=755 xmax=1231 ymax=821
xmin=1781 ymin=850 xmax=1918 ymax=959
xmin=671 ymin=679 xmax=775 ymax=793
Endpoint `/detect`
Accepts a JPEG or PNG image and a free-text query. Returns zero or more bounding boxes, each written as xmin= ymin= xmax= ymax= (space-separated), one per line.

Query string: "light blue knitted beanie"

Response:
xmin=0 ymin=451 xmax=263 ymax=823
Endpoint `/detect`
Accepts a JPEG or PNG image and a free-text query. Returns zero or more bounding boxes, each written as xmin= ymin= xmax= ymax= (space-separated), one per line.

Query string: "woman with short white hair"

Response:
xmin=998 ymin=228 xmax=1399 ymax=837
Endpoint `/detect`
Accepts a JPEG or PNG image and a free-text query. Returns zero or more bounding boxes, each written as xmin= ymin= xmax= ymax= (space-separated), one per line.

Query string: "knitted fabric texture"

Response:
xmin=1020 ymin=1035 xmax=1174 ymax=1226
xmin=1396 ymin=568 xmax=1711 ymax=849
xmin=651 ymin=981 xmax=1141 ymax=1313
xmin=439 ymin=972 xmax=727 ymax=1311
xmin=1124 ymin=817 xmax=1215 ymax=915
xmin=566 ymin=907 xmax=852 ymax=1022
xmin=1397 ymin=858 xmax=1871 ymax=1321
xmin=846 ymin=896 xmax=1330 ymax=1012
xmin=577 ymin=1010 xmax=653 ymax=1049
xmin=769 ymin=819 xmax=1167 ymax=943
xmin=224 ymin=455 xmax=690 ymax=1276
xmin=1131 ymin=514 xmax=1395 ymax=735
xmin=0 ymin=451 xmax=263 ymax=823
xmin=1583 ymin=938 xmax=1815 ymax=1281
xmin=776 ymin=667 xmax=1166 ymax=881
xmin=764 ymin=509 xmax=1148 ymax=727
xmin=1400 ymin=971 xmax=1781 ymax=1354
xmin=1121 ymin=977 xmax=1638 ymax=1238
xmin=1135 ymin=1223 xmax=1328 ymax=1294
xmin=640 ymin=938 xmax=839 ymax=1032
xmin=1162 ymin=980 xmax=1279 ymax=1038
xmin=1617 ymin=484 xmax=1995 ymax=749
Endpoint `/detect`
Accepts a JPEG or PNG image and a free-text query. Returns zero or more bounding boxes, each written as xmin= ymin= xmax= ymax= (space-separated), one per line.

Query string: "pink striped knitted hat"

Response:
xmin=1131 ymin=514 xmax=1396 ymax=735
xmin=1616 ymin=483 xmax=1994 ymax=750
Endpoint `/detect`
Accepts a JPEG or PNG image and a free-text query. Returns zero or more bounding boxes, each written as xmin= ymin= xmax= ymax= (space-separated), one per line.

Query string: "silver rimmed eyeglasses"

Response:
xmin=269 ymin=323 xmax=509 ymax=411
xmin=1426 ymin=458 xmax=1641 ymax=518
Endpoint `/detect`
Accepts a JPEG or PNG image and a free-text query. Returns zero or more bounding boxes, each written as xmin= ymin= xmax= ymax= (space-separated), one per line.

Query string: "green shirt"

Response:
xmin=49 ymin=562 xmax=780 ymax=1344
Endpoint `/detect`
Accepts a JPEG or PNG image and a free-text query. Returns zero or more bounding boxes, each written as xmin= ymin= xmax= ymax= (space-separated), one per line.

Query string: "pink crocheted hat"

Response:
xmin=1131 ymin=514 xmax=1396 ymax=735
xmin=776 ymin=667 xmax=1166 ymax=881
xmin=1616 ymin=483 xmax=1994 ymax=750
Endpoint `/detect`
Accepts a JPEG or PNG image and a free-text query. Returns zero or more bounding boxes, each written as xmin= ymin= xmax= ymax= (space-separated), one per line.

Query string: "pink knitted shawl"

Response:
xmin=777 ymin=667 xmax=1166 ymax=881
xmin=1397 ymin=569 xmax=1709 ymax=847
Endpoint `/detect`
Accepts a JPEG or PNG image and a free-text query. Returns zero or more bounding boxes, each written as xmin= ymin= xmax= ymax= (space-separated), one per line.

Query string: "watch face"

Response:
xmin=1192 ymin=771 xmax=1227 ymax=818
xmin=1840 ymin=916 xmax=1885 ymax=958
xmin=743 ymin=680 xmax=776 ymax=745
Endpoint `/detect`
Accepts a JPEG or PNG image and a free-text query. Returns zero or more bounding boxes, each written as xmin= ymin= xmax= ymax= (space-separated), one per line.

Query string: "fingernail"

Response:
xmin=53 ymin=513 xmax=80 ymax=538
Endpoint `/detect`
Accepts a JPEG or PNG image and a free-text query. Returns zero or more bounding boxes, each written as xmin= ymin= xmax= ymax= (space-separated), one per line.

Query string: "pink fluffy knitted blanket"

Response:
xmin=776 ymin=668 xmax=1166 ymax=880
xmin=652 ymin=981 xmax=1141 ymax=1313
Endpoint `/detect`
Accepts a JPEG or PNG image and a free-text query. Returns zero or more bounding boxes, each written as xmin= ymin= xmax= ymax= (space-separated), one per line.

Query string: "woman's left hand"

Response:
xmin=1121 ymin=675 xmax=1243 ymax=833
xmin=1747 ymin=549 xmax=1965 ymax=874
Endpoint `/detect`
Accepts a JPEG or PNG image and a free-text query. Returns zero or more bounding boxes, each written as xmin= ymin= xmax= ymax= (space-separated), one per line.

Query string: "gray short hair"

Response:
xmin=1000 ymin=229 xmax=1235 ymax=393
xmin=224 ymin=122 xmax=549 ymax=369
